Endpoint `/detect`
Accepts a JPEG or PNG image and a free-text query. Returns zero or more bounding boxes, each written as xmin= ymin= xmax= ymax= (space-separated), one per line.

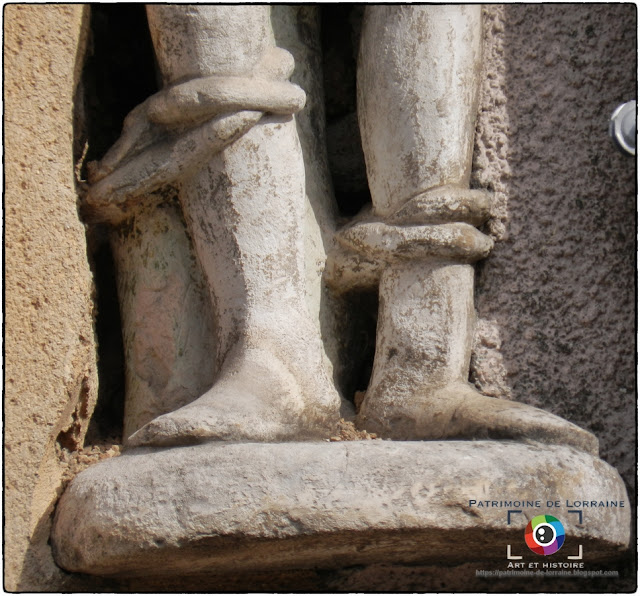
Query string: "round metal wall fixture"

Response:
xmin=609 ymin=100 xmax=636 ymax=156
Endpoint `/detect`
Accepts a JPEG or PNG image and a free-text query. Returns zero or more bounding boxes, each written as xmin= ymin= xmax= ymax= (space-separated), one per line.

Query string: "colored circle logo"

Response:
xmin=524 ymin=515 xmax=565 ymax=555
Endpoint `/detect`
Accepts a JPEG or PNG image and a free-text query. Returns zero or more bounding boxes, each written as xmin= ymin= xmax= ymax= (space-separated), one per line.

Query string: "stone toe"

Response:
xmin=448 ymin=389 xmax=599 ymax=455
xmin=126 ymin=413 xmax=199 ymax=448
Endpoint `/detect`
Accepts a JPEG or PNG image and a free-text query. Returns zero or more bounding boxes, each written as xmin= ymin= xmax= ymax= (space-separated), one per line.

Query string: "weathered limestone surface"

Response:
xmin=4 ymin=5 xmax=98 ymax=591
xmin=328 ymin=6 xmax=599 ymax=453
xmin=52 ymin=441 xmax=630 ymax=577
xmin=111 ymin=201 xmax=216 ymax=438
xmin=85 ymin=7 xmax=347 ymax=438
xmin=5 ymin=4 xmax=636 ymax=592
xmin=85 ymin=6 xmax=344 ymax=447
xmin=50 ymin=7 xmax=632 ymax=586
xmin=270 ymin=7 xmax=347 ymax=395
xmin=358 ymin=6 xmax=483 ymax=216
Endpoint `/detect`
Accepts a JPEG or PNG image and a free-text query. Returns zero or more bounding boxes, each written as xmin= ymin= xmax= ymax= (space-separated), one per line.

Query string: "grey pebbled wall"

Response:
xmin=472 ymin=4 xmax=636 ymax=498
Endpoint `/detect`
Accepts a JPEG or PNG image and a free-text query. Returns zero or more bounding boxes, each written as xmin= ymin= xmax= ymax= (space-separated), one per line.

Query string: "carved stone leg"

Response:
xmin=51 ymin=7 xmax=630 ymax=577
xmin=344 ymin=5 xmax=598 ymax=453
xmin=359 ymin=262 xmax=597 ymax=452
xmin=127 ymin=6 xmax=341 ymax=446
xmin=110 ymin=202 xmax=215 ymax=439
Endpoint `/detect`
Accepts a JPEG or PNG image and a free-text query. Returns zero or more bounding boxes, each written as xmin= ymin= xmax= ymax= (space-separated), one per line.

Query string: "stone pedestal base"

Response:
xmin=52 ymin=441 xmax=630 ymax=578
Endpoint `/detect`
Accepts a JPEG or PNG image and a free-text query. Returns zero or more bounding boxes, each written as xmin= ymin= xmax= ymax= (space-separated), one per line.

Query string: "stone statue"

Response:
xmin=330 ymin=6 xmax=597 ymax=452
xmin=87 ymin=5 xmax=344 ymax=444
xmin=86 ymin=4 xmax=597 ymax=453
xmin=52 ymin=5 xmax=630 ymax=578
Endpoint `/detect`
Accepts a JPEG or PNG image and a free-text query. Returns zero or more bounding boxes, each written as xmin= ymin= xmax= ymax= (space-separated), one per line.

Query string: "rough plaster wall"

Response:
xmin=4 ymin=5 xmax=101 ymax=591
xmin=472 ymin=4 xmax=636 ymax=497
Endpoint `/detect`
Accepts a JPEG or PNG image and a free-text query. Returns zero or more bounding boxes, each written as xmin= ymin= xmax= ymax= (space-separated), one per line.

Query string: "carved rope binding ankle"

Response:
xmin=83 ymin=46 xmax=305 ymax=225
xmin=326 ymin=186 xmax=495 ymax=291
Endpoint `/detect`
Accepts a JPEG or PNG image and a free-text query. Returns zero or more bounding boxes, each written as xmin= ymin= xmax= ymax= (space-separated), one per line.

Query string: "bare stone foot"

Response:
xmin=357 ymin=382 xmax=599 ymax=455
xmin=127 ymin=344 xmax=339 ymax=447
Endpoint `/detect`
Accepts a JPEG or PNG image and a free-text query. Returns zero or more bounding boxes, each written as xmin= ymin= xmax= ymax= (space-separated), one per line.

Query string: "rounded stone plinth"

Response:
xmin=52 ymin=441 xmax=630 ymax=578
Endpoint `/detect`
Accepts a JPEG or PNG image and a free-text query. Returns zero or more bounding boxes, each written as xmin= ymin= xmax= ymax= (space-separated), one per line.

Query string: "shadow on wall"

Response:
xmin=17 ymin=509 xmax=119 ymax=591
xmin=77 ymin=4 xmax=160 ymax=446
xmin=474 ymin=2 xmax=636 ymax=504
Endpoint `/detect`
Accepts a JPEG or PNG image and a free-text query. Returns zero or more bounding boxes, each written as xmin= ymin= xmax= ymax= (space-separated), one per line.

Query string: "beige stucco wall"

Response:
xmin=4 ymin=4 xmax=636 ymax=592
xmin=4 ymin=5 xmax=100 ymax=591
